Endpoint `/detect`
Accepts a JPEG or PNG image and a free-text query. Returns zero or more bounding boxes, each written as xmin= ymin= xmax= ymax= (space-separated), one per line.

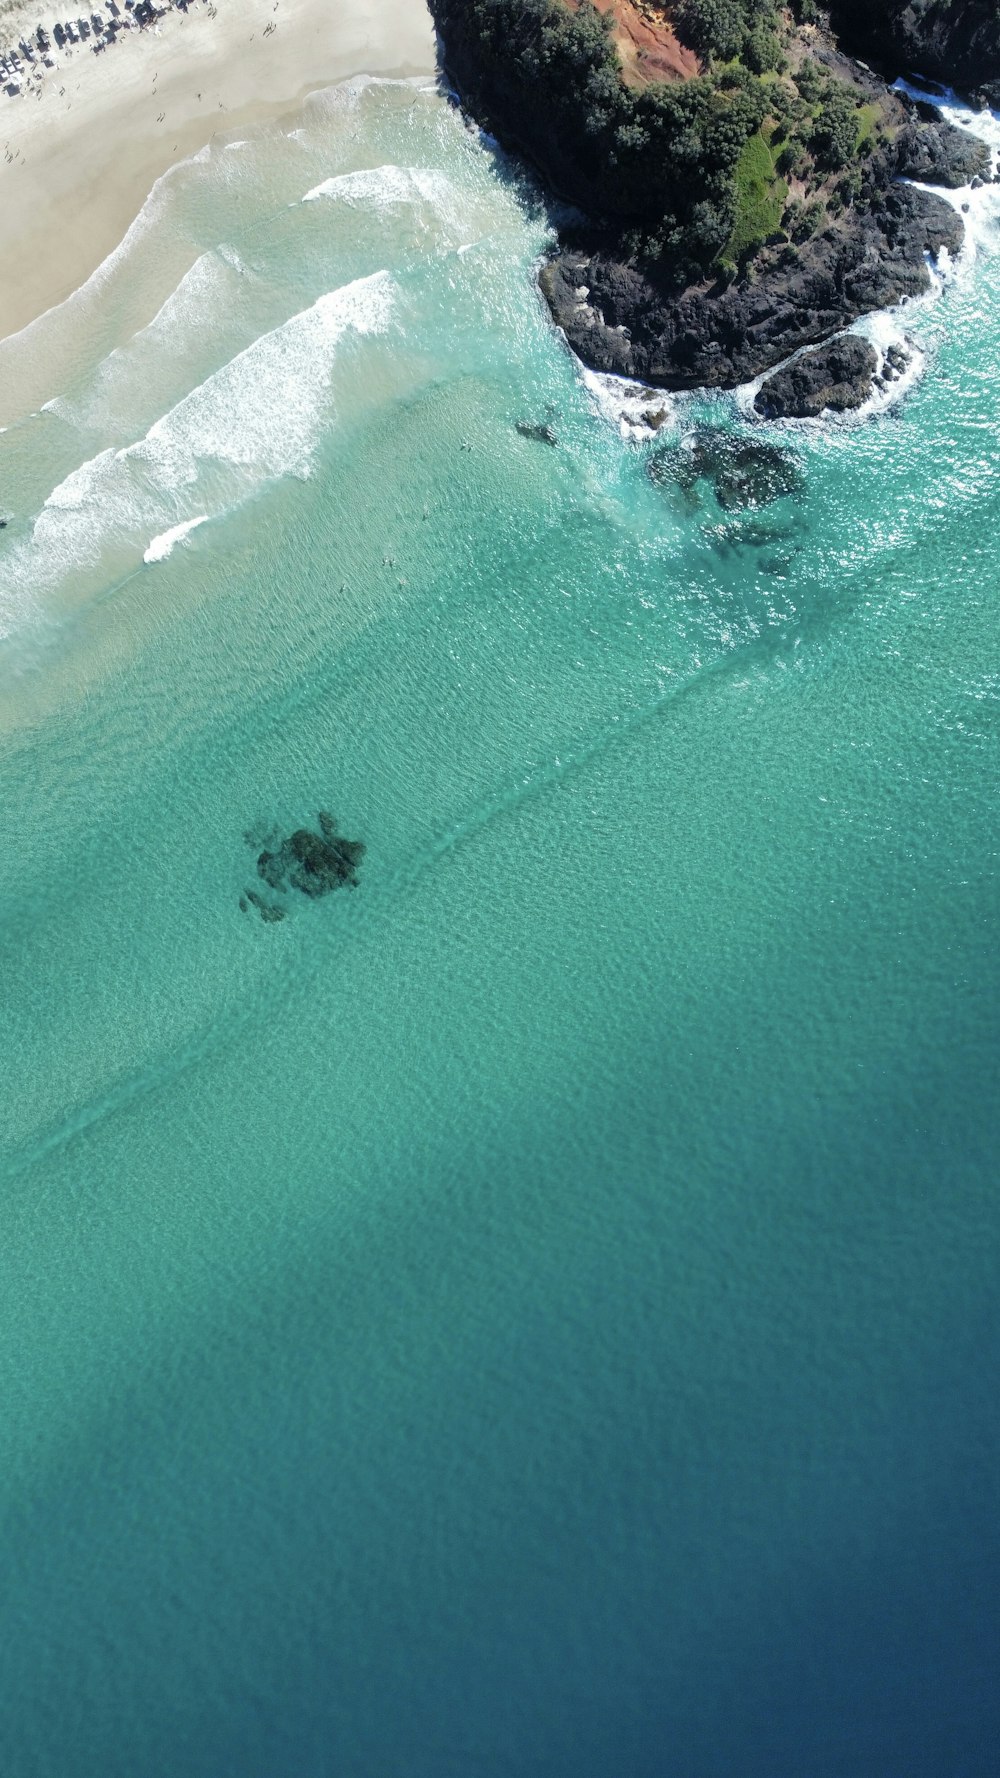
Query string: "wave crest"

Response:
xmin=1 ymin=272 xmax=395 ymax=633
xmin=144 ymin=517 xmax=210 ymax=564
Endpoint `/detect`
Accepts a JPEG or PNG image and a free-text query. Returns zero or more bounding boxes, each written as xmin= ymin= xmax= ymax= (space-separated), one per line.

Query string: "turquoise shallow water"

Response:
xmin=0 ymin=76 xmax=998 ymax=1777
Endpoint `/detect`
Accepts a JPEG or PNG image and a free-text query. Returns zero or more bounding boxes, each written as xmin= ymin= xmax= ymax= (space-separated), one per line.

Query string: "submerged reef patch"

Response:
xmin=515 ymin=420 xmax=558 ymax=447
xmin=241 ymin=812 xmax=364 ymax=922
xmin=649 ymin=430 xmax=803 ymax=513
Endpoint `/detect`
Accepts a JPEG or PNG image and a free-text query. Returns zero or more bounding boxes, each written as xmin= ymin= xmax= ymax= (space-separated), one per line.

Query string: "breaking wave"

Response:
xmin=0 ymin=272 xmax=394 ymax=633
xmin=143 ymin=516 xmax=210 ymax=564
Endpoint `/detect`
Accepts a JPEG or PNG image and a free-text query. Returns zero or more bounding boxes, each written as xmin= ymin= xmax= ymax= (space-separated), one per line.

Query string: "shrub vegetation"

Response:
xmin=431 ymin=0 xmax=887 ymax=285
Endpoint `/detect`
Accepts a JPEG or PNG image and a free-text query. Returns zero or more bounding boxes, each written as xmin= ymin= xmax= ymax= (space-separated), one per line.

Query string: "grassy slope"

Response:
xmin=722 ymin=128 xmax=787 ymax=270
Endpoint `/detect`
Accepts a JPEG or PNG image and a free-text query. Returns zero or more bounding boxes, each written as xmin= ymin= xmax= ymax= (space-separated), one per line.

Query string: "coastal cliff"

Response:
xmin=831 ymin=0 xmax=1000 ymax=101
xmin=430 ymin=0 xmax=991 ymax=412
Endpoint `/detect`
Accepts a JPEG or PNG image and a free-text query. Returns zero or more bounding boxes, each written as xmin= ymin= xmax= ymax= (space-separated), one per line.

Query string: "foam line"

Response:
xmin=303 ymin=164 xmax=453 ymax=207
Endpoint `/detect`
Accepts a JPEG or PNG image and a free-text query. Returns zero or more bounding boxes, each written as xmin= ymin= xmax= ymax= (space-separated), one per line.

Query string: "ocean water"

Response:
xmin=0 ymin=75 xmax=998 ymax=1778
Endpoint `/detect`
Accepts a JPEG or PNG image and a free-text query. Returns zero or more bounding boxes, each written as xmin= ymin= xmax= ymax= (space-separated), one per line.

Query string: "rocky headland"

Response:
xmin=431 ymin=0 xmax=996 ymax=416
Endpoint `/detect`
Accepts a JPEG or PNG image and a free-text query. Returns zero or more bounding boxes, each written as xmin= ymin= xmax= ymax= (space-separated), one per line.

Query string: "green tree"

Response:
xmin=810 ymin=84 xmax=860 ymax=169
xmin=675 ymin=0 xmax=748 ymax=62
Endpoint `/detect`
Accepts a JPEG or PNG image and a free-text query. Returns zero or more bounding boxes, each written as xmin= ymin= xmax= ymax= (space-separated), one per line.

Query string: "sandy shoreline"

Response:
xmin=0 ymin=0 xmax=436 ymax=343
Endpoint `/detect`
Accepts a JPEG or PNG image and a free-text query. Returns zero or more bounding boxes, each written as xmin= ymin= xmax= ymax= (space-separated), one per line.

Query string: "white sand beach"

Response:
xmin=0 ymin=0 xmax=436 ymax=341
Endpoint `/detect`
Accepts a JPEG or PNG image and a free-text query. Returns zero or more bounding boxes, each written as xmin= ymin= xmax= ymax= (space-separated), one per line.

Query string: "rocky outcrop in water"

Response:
xmin=241 ymin=812 xmax=364 ymax=922
xmin=896 ymin=114 xmax=990 ymax=187
xmin=754 ymin=334 xmax=879 ymax=419
xmin=540 ymin=184 xmax=962 ymax=393
xmin=875 ymin=339 xmax=913 ymax=387
xmin=433 ymin=0 xmax=980 ymax=405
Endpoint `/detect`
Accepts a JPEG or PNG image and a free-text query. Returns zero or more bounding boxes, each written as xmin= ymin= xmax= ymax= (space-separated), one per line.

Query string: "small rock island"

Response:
xmin=431 ymin=0 xmax=999 ymax=414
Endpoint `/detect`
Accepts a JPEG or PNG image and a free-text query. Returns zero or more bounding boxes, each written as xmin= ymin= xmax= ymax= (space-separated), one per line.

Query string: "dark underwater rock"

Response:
xmin=709 ymin=515 xmax=802 ymax=571
xmin=242 ymin=887 xmax=286 ymax=924
xmin=256 ymin=849 xmax=286 ymax=891
xmin=244 ymin=811 xmax=364 ymax=920
xmin=283 ymin=826 xmax=365 ymax=897
xmin=649 ymin=431 xmax=803 ymax=512
xmin=515 ymin=420 xmax=557 ymax=446
xmin=257 ymin=821 xmax=364 ymax=899
xmin=754 ymin=334 xmax=879 ymax=419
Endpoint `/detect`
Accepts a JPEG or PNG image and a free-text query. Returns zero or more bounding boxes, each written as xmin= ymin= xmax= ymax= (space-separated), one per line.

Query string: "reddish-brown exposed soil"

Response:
xmin=561 ymin=0 xmax=701 ymax=88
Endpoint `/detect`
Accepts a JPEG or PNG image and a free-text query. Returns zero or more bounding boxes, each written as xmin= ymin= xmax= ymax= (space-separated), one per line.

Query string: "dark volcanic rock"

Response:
xmin=831 ymin=0 xmax=1000 ymax=94
xmin=432 ymin=0 xmax=975 ymax=409
xmin=897 ymin=117 xmax=990 ymax=187
xmin=540 ymin=185 xmax=962 ymax=392
xmin=754 ymin=335 xmax=879 ymax=419
xmin=649 ymin=431 xmax=803 ymax=511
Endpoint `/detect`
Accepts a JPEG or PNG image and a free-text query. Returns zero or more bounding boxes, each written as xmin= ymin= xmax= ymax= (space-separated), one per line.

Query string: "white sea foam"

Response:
xmin=1 ymin=271 xmax=395 ymax=631
xmin=0 ymin=143 xmax=213 ymax=368
xmin=894 ymin=78 xmax=1000 ymax=167
xmin=143 ymin=516 xmax=209 ymax=564
xmin=850 ymin=315 xmax=927 ymax=415
xmin=0 ymin=179 xmax=171 ymax=356
xmin=906 ymin=173 xmax=1000 ymax=279
xmin=0 ymin=143 xmax=223 ymax=428
xmin=300 ymin=163 xmax=471 ymax=243
xmin=51 ymin=161 xmax=460 ymax=452
xmin=0 ymin=76 xmax=441 ymax=424
xmin=304 ymin=164 xmax=452 ymax=208
xmin=304 ymin=73 xmax=437 ymax=119
xmin=729 ymin=313 xmax=930 ymax=429
xmin=579 ymin=366 xmax=681 ymax=441
xmin=140 ymin=269 xmax=393 ymax=478
xmin=893 ymin=80 xmax=1000 ymax=268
